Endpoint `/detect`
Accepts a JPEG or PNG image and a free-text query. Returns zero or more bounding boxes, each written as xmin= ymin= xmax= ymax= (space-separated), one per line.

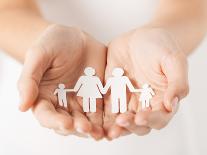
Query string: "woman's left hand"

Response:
xmin=103 ymin=26 xmax=189 ymax=140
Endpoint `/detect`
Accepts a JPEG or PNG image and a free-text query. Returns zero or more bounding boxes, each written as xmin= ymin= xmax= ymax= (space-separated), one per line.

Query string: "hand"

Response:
xmin=18 ymin=24 xmax=106 ymax=140
xmin=104 ymin=27 xmax=189 ymax=140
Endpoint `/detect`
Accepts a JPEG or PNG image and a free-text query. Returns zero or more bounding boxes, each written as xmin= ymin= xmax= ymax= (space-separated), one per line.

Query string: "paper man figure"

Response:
xmin=102 ymin=68 xmax=137 ymax=113
xmin=54 ymin=83 xmax=73 ymax=108
xmin=73 ymin=67 xmax=104 ymax=113
xmin=138 ymin=84 xmax=155 ymax=109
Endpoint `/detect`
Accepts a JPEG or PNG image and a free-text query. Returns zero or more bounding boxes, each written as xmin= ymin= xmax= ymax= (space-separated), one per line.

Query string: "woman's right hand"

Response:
xmin=18 ymin=25 xmax=107 ymax=140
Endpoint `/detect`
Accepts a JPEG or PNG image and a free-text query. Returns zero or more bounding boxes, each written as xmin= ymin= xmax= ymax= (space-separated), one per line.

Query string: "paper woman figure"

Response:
xmin=138 ymin=84 xmax=155 ymax=109
xmin=73 ymin=67 xmax=104 ymax=112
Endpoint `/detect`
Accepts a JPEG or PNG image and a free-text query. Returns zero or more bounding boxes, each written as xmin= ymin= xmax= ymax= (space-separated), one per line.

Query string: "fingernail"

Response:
xmin=136 ymin=117 xmax=147 ymax=126
xmin=172 ymin=97 xmax=179 ymax=108
xmin=59 ymin=127 xmax=68 ymax=133
xmin=18 ymin=91 xmax=25 ymax=109
xmin=110 ymin=131 xmax=120 ymax=140
xmin=18 ymin=102 xmax=25 ymax=112
xmin=18 ymin=104 xmax=23 ymax=111
xmin=116 ymin=119 xmax=130 ymax=127
xmin=18 ymin=93 xmax=22 ymax=104
xmin=76 ymin=127 xmax=85 ymax=134
xmin=87 ymin=133 xmax=91 ymax=137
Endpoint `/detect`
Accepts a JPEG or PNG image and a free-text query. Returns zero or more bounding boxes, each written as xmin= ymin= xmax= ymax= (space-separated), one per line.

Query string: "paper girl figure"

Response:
xmin=138 ymin=84 xmax=155 ymax=109
xmin=102 ymin=68 xmax=137 ymax=113
xmin=54 ymin=83 xmax=73 ymax=108
xmin=73 ymin=67 xmax=104 ymax=113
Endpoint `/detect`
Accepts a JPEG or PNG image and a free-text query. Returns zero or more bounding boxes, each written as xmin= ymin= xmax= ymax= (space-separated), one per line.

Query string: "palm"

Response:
xmin=21 ymin=25 xmax=106 ymax=140
xmin=104 ymin=28 xmax=187 ymax=139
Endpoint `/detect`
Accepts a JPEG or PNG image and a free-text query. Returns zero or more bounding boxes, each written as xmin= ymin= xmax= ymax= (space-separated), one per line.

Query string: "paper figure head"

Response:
xmin=142 ymin=83 xmax=149 ymax=89
xmin=84 ymin=67 xmax=95 ymax=76
xmin=112 ymin=68 xmax=124 ymax=77
xmin=58 ymin=83 xmax=65 ymax=89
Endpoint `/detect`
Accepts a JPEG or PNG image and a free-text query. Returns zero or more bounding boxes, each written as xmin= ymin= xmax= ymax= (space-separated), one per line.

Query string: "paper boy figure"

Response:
xmin=102 ymin=67 xmax=137 ymax=113
xmin=54 ymin=83 xmax=73 ymax=108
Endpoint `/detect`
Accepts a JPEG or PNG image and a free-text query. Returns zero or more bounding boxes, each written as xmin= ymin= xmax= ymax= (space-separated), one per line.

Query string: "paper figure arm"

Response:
xmin=54 ymin=89 xmax=58 ymax=95
xmin=134 ymin=89 xmax=142 ymax=93
xmin=149 ymin=88 xmax=155 ymax=96
xmin=96 ymin=78 xmax=105 ymax=94
xmin=73 ymin=77 xmax=83 ymax=92
xmin=102 ymin=79 xmax=112 ymax=94
xmin=125 ymin=76 xmax=137 ymax=92
xmin=65 ymin=89 xmax=74 ymax=92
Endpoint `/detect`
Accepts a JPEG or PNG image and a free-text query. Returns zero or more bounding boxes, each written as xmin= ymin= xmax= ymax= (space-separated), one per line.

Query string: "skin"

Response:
xmin=17 ymin=25 xmax=106 ymax=140
xmin=0 ymin=0 xmax=107 ymax=140
xmin=0 ymin=0 xmax=206 ymax=140
xmin=104 ymin=27 xmax=188 ymax=139
xmin=103 ymin=0 xmax=207 ymax=139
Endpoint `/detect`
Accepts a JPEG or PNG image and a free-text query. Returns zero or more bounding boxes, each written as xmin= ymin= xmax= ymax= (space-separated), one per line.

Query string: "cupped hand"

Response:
xmin=103 ymin=27 xmax=189 ymax=140
xmin=18 ymin=25 xmax=106 ymax=140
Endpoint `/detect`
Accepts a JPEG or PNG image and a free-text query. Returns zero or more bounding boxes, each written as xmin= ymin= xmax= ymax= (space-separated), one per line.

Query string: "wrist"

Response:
xmin=135 ymin=25 xmax=187 ymax=56
xmin=19 ymin=20 xmax=51 ymax=62
xmin=140 ymin=20 xmax=206 ymax=56
xmin=0 ymin=9 xmax=52 ymax=62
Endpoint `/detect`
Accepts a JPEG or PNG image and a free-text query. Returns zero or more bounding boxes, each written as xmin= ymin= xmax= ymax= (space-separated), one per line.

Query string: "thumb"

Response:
xmin=18 ymin=48 xmax=49 ymax=112
xmin=161 ymin=52 xmax=189 ymax=111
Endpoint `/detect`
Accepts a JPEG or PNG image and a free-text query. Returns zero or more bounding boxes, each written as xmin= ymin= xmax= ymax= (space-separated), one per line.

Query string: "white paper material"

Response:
xmin=54 ymin=67 xmax=155 ymax=113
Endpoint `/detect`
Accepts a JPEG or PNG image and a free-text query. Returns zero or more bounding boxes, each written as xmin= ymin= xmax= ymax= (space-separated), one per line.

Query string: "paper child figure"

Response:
xmin=73 ymin=67 xmax=104 ymax=113
xmin=54 ymin=83 xmax=73 ymax=108
xmin=102 ymin=68 xmax=137 ymax=113
xmin=138 ymin=84 xmax=155 ymax=109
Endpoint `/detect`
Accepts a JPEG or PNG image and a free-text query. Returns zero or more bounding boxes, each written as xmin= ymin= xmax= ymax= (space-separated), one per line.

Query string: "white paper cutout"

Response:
xmin=54 ymin=83 xmax=73 ymax=108
xmin=73 ymin=67 xmax=104 ymax=112
xmin=138 ymin=84 xmax=155 ymax=109
xmin=102 ymin=68 xmax=138 ymax=113
xmin=54 ymin=67 xmax=155 ymax=113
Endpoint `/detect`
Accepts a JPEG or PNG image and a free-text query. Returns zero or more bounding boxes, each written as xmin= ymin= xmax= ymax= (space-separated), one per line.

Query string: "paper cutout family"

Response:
xmin=54 ymin=67 xmax=155 ymax=113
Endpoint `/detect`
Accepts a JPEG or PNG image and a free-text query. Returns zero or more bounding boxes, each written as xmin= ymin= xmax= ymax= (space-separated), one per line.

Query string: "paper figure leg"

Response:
xmin=141 ymin=100 xmax=146 ymax=109
xmin=89 ymin=98 xmax=96 ymax=112
xmin=120 ymin=97 xmax=127 ymax=113
xmin=63 ymin=97 xmax=68 ymax=108
xmin=112 ymin=97 xmax=119 ymax=113
xmin=83 ymin=98 xmax=89 ymax=112
xmin=146 ymin=99 xmax=150 ymax=107
xmin=58 ymin=97 xmax=64 ymax=107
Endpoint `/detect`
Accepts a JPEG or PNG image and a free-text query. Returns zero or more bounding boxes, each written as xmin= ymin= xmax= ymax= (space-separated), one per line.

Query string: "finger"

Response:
xmin=103 ymin=106 xmax=125 ymax=140
xmin=104 ymin=115 xmax=125 ymax=140
xmin=72 ymin=110 xmax=92 ymax=135
xmin=83 ymin=40 xmax=106 ymax=140
xmin=18 ymin=48 xmax=49 ymax=112
xmin=55 ymin=129 xmax=88 ymax=138
xmin=116 ymin=112 xmax=151 ymax=136
xmin=103 ymin=99 xmax=125 ymax=140
xmin=161 ymin=52 xmax=189 ymax=111
xmin=86 ymin=104 xmax=105 ymax=140
xmin=105 ymin=124 xmax=125 ymax=140
xmin=135 ymin=103 xmax=179 ymax=130
xmin=90 ymin=125 xmax=104 ymax=140
xmin=54 ymin=129 xmax=74 ymax=136
xmin=32 ymin=99 xmax=74 ymax=135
